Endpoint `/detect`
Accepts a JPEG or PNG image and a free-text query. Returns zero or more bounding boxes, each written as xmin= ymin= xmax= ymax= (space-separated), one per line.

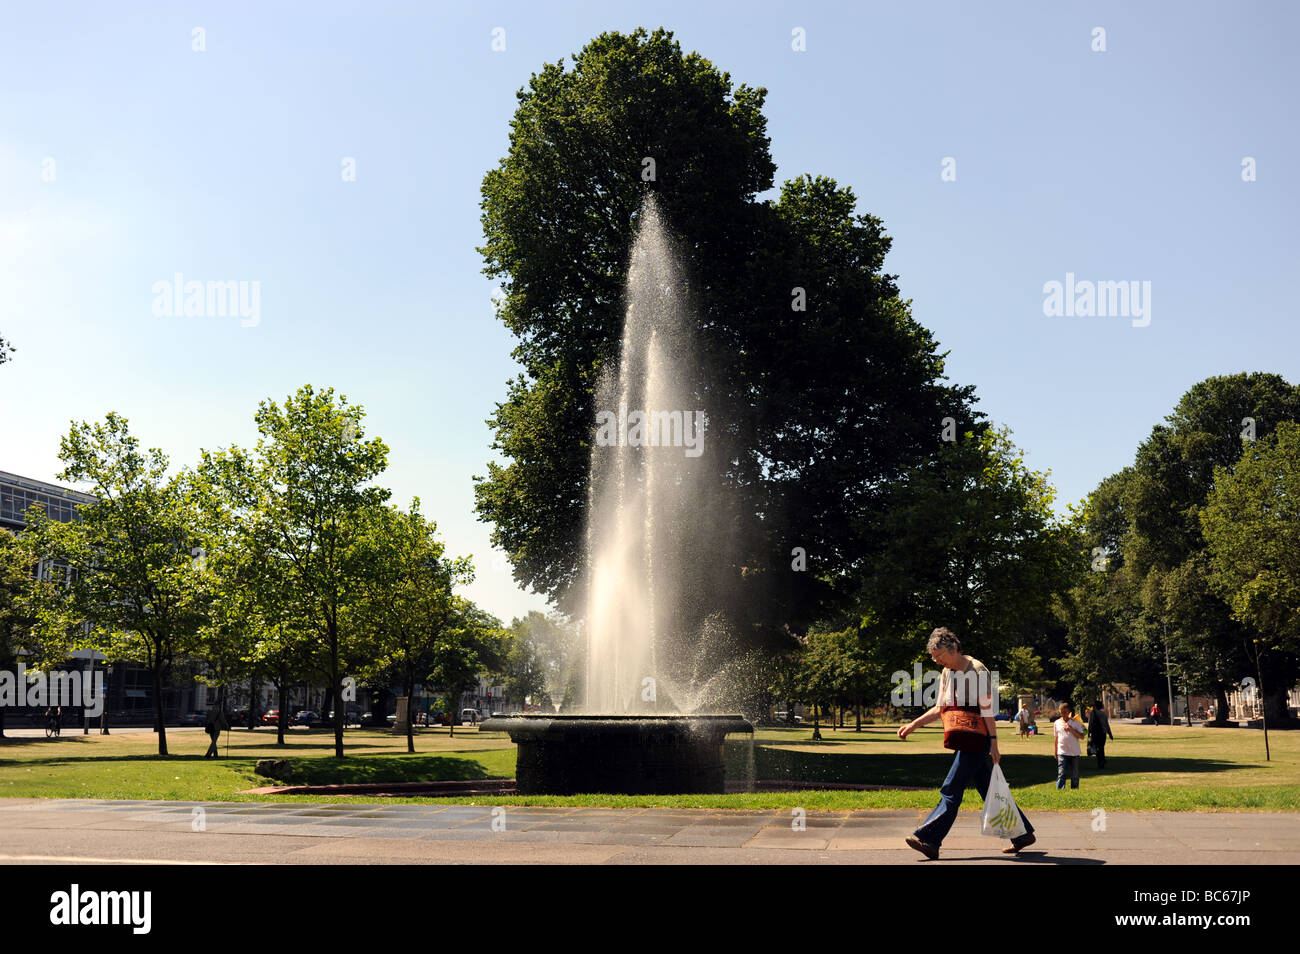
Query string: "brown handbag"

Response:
xmin=941 ymin=706 xmax=989 ymax=751
xmin=940 ymin=662 xmax=990 ymax=751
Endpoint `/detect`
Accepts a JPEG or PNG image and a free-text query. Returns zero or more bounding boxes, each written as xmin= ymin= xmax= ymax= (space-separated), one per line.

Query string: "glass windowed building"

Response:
xmin=0 ymin=469 xmax=96 ymax=534
xmin=0 ymin=469 xmax=203 ymax=724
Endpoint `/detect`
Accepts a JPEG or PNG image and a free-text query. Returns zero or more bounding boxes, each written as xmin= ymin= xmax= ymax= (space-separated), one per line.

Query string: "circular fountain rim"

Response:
xmin=480 ymin=713 xmax=755 ymax=739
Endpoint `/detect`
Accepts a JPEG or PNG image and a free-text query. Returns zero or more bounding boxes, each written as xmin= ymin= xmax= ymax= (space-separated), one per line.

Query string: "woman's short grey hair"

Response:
xmin=926 ymin=627 xmax=961 ymax=655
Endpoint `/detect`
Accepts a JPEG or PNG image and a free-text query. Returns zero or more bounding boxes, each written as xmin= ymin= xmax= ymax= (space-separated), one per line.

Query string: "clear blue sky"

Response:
xmin=3 ymin=1 xmax=1297 ymax=623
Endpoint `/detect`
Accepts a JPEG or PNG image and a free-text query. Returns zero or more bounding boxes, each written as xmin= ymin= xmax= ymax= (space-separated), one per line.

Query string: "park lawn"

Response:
xmin=740 ymin=722 xmax=1300 ymax=812
xmin=0 ymin=726 xmax=517 ymax=801
xmin=0 ymin=721 xmax=1296 ymax=811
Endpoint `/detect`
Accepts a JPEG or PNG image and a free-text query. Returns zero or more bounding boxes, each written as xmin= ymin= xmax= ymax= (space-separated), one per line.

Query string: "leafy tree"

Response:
xmin=353 ymin=500 xmax=469 ymax=752
xmin=1001 ymin=646 xmax=1053 ymax=702
xmin=855 ymin=427 xmax=1080 ymax=663
xmin=474 ymin=27 xmax=984 ymax=665
xmin=22 ymin=414 xmax=210 ymax=756
xmin=1202 ymin=421 xmax=1300 ymax=724
xmin=792 ymin=629 xmax=841 ymax=740
xmin=507 ymin=611 xmax=581 ymax=711
xmin=0 ymin=529 xmax=37 ymax=739
xmin=501 ymin=633 xmax=547 ymax=711
xmin=1123 ymin=373 xmax=1300 ymax=722
xmin=428 ymin=602 xmax=509 ymax=737
xmin=199 ymin=385 xmax=389 ymax=758
xmin=802 ymin=616 xmax=912 ymax=731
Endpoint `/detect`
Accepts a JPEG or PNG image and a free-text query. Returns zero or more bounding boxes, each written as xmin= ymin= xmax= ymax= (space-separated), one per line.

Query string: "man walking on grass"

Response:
xmin=897 ymin=627 xmax=1036 ymax=860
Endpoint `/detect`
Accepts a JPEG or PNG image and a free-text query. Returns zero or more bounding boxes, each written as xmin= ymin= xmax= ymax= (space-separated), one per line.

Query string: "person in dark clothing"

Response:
xmin=204 ymin=707 xmax=229 ymax=758
xmin=1087 ymin=700 xmax=1114 ymax=768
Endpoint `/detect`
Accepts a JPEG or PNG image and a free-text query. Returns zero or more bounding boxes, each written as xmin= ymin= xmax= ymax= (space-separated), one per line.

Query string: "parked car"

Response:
xmin=326 ymin=710 xmax=361 ymax=727
xmin=178 ymin=711 xmax=207 ymax=727
xmin=261 ymin=709 xmax=286 ymax=726
xmin=293 ymin=710 xmax=317 ymax=726
xmin=460 ymin=708 xmax=487 ymax=725
xmin=230 ymin=709 xmax=261 ymax=726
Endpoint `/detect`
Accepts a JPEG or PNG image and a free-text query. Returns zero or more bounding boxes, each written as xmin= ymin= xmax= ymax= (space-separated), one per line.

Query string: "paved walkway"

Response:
xmin=0 ymin=799 xmax=1297 ymax=864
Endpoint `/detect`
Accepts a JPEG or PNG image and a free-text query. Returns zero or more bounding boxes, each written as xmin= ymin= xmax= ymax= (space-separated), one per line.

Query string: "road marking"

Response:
xmin=0 ymin=853 xmax=244 ymax=865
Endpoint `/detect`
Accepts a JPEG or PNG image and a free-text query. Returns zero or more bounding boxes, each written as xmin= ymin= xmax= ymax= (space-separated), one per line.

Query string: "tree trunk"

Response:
xmin=246 ymin=676 xmax=257 ymax=730
xmin=330 ymin=617 xmax=344 ymax=758
xmin=277 ymin=683 xmax=288 ymax=746
xmin=811 ymin=703 xmax=822 ymax=741
xmin=1212 ymin=683 xmax=1231 ymax=724
xmin=0 ymin=706 xmax=6 ymax=739
xmin=1265 ymin=684 xmax=1295 ymax=726
xmin=152 ymin=662 xmax=168 ymax=756
xmin=405 ymin=674 xmax=416 ymax=754
xmin=855 ymin=704 xmax=861 ymax=732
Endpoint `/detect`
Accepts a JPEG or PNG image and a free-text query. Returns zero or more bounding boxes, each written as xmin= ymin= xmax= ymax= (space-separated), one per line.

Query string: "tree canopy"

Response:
xmin=475 ymin=27 xmax=984 ymax=657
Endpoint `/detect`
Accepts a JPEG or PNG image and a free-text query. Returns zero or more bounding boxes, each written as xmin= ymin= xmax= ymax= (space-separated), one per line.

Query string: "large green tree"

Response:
xmin=1202 ymin=421 xmax=1300 ymax=723
xmin=1057 ymin=469 xmax=1191 ymax=715
xmin=22 ymin=414 xmax=210 ymax=756
xmin=475 ymin=28 xmax=982 ymax=660
xmin=1124 ymin=373 xmax=1300 ymax=722
xmin=199 ymin=385 xmax=390 ymax=758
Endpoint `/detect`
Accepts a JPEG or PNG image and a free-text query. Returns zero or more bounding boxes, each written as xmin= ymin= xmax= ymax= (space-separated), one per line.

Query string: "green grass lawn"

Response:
xmin=0 ymin=721 xmax=1295 ymax=811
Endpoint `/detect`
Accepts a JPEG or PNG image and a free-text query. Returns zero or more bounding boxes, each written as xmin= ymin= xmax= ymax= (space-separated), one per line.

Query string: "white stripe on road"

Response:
xmin=0 ymin=853 xmax=244 ymax=865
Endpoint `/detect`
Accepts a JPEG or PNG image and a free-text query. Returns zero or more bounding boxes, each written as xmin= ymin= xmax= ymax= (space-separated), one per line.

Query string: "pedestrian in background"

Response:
xmin=204 ymin=707 xmax=229 ymax=758
xmin=1015 ymin=702 xmax=1031 ymax=739
xmin=1087 ymin=699 xmax=1114 ymax=768
xmin=1054 ymin=702 xmax=1085 ymax=789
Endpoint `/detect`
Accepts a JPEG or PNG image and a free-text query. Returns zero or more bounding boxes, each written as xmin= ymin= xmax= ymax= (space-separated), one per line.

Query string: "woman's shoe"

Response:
xmin=905 ymin=836 xmax=940 ymax=860
xmin=1003 ymin=833 xmax=1036 ymax=854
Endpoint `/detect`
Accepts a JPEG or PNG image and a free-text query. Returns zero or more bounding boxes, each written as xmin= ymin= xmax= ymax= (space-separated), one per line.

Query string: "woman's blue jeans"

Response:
xmin=915 ymin=739 xmax=1034 ymax=846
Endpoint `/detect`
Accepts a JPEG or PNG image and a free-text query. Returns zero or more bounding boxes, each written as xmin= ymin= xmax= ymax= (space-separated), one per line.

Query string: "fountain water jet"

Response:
xmin=484 ymin=196 xmax=752 ymax=793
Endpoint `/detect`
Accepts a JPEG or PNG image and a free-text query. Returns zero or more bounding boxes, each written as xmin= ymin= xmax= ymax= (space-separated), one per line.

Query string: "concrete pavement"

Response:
xmin=0 ymin=799 xmax=1297 ymax=864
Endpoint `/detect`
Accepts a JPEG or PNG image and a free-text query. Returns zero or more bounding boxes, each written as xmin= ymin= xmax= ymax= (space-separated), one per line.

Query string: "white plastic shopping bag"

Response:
xmin=982 ymin=764 xmax=1028 ymax=839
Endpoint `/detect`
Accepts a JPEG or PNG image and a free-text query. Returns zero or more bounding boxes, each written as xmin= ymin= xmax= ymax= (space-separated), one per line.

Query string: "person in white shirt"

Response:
xmin=1053 ymin=702 xmax=1085 ymax=789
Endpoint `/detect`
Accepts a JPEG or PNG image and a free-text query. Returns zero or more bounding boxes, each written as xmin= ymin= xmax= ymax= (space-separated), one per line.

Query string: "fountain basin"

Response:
xmin=480 ymin=714 xmax=753 ymax=795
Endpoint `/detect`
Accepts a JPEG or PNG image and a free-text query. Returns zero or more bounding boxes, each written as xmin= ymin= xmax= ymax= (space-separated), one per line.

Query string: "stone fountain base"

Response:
xmin=479 ymin=714 xmax=753 ymax=795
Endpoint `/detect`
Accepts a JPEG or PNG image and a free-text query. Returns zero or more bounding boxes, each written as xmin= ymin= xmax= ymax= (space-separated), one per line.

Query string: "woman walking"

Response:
xmin=899 ymin=627 xmax=1036 ymax=859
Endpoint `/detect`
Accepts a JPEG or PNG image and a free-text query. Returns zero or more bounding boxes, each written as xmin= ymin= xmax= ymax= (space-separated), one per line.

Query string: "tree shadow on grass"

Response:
xmin=750 ymin=748 xmax=1244 ymax=787
xmin=281 ymin=755 xmax=501 ymax=785
xmin=1 ymin=752 xmax=510 ymax=785
xmin=0 ymin=736 xmax=61 ymax=749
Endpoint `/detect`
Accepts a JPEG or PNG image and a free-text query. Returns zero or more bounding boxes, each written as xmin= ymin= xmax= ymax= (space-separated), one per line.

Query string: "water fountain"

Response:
xmin=483 ymin=197 xmax=753 ymax=794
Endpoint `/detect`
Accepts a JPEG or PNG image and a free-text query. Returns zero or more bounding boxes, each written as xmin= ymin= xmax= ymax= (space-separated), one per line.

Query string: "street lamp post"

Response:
xmin=1252 ymin=638 xmax=1270 ymax=762
xmin=83 ymin=656 xmax=91 ymax=735
xmin=1163 ymin=625 xmax=1175 ymax=726
xmin=100 ymin=664 xmax=112 ymax=734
